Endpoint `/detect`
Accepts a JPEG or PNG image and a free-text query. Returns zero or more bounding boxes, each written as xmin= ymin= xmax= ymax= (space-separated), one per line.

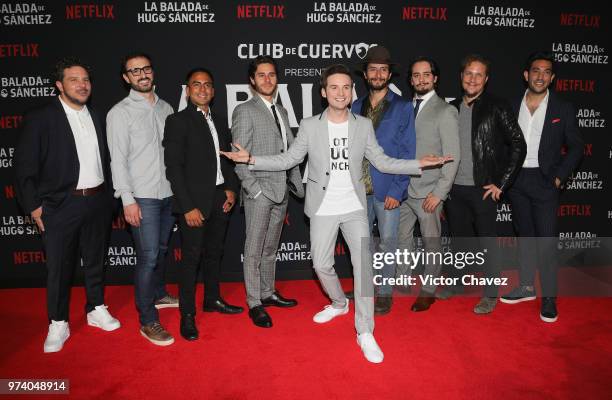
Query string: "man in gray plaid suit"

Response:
xmin=231 ymin=55 xmax=304 ymax=328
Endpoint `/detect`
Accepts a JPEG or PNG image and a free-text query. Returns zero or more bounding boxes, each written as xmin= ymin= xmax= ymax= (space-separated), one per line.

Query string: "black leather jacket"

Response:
xmin=451 ymin=93 xmax=526 ymax=191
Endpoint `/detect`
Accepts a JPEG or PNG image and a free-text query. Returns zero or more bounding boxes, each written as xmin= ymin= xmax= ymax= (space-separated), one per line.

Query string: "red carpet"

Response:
xmin=1 ymin=280 xmax=611 ymax=399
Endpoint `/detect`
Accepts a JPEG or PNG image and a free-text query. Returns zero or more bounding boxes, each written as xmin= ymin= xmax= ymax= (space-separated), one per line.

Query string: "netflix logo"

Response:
xmin=402 ymin=6 xmax=447 ymax=21
xmin=4 ymin=185 xmax=15 ymax=199
xmin=555 ymin=79 xmax=595 ymax=92
xmin=0 ymin=115 xmax=23 ymax=129
xmin=560 ymin=13 xmax=600 ymax=28
xmin=237 ymin=4 xmax=285 ymax=19
xmin=14 ymin=251 xmax=46 ymax=264
xmin=66 ymin=4 xmax=115 ymax=20
xmin=0 ymin=43 xmax=39 ymax=58
xmin=562 ymin=143 xmax=592 ymax=157
xmin=558 ymin=204 xmax=592 ymax=217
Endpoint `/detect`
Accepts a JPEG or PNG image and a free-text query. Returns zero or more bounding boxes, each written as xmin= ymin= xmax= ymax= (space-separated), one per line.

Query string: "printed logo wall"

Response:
xmin=0 ymin=1 xmax=610 ymax=287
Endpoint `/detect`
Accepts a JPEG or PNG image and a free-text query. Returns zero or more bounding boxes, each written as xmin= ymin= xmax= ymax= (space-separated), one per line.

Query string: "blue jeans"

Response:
xmin=367 ymin=195 xmax=400 ymax=296
xmin=131 ymin=197 xmax=175 ymax=326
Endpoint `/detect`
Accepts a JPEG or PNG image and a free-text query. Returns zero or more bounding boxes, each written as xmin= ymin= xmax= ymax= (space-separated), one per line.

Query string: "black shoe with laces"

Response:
xmin=540 ymin=297 xmax=558 ymax=323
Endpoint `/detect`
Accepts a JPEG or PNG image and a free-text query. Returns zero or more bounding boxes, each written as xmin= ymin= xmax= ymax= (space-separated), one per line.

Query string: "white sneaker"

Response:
xmin=357 ymin=333 xmax=384 ymax=363
xmin=87 ymin=305 xmax=121 ymax=331
xmin=313 ymin=300 xmax=349 ymax=323
xmin=44 ymin=320 xmax=70 ymax=353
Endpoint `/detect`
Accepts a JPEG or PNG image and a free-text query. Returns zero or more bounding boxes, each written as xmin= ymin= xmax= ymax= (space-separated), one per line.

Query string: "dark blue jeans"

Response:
xmin=131 ymin=197 xmax=175 ymax=326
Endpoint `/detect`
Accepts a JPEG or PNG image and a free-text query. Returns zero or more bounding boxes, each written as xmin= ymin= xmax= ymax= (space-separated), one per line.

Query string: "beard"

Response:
xmin=367 ymin=78 xmax=389 ymax=91
xmin=63 ymin=91 xmax=89 ymax=106
xmin=414 ymin=86 xmax=433 ymax=96
xmin=131 ymin=78 xmax=153 ymax=93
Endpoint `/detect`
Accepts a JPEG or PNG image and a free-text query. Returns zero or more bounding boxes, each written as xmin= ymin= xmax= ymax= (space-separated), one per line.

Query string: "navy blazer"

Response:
xmin=15 ymin=97 xmax=113 ymax=214
xmin=514 ymin=90 xmax=583 ymax=183
xmin=351 ymin=90 xmax=416 ymax=202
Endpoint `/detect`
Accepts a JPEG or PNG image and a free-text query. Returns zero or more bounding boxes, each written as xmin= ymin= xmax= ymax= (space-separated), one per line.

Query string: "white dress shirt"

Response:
xmin=199 ymin=107 xmax=225 ymax=186
xmin=258 ymin=94 xmax=288 ymax=151
xmin=518 ymin=89 xmax=549 ymax=168
xmin=413 ymin=89 xmax=436 ymax=117
xmin=59 ymin=96 xmax=104 ymax=189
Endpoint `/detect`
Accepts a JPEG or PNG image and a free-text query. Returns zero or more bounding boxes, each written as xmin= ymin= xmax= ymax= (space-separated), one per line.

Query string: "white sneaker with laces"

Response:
xmin=313 ymin=300 xmax=349 ymax=323
xmin=87 ymin=305 xmax=121 ymax=331
xmin=44 ymin=320 xmax=70 ymax=353
xmin=357 ymin=333 xmax=384 ymax=363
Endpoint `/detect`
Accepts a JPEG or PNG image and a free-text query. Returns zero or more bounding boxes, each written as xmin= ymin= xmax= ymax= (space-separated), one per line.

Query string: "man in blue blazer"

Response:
xmin=351 ymin=46 xmax=416 ymax=315
xmin=501 ymin=52 xmax=583 ymax=323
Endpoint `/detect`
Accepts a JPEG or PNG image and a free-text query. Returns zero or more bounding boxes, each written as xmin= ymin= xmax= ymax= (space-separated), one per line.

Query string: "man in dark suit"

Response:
xmin=15 ymin=57 xmax=120 ymax=353
xmin=163 ymin=68 xmax=243 ymax=341
xmin=501 ymin=52 xmax=583 ymax=322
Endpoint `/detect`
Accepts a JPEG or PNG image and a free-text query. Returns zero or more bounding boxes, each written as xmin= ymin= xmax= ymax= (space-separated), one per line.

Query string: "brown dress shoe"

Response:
xmin=374 ymin=296 xmax=392 ymax=315
xmin=411 ymin=293 xmax=435 ymax=312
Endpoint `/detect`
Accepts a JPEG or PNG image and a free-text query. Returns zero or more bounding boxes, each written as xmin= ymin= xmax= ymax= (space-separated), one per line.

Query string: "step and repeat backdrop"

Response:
xmin=0 ymin=1 xmax=610 ymax=287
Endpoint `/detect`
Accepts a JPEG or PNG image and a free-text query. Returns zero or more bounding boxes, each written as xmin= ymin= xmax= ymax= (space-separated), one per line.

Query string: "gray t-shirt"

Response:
xmin=454 ymin=101 xmax=475 ymax=186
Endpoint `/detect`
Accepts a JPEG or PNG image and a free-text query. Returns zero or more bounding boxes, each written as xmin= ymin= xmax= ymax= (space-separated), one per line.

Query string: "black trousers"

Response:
xmin=507 ymin=168 xmax=559 ymax=297
xmin=178 ymin=188 xmax=230 ymax=316
xmin=445 ymin=184 xmax=501 ymax=297
xmin=41 ymin=191 xmax=113 ymax=322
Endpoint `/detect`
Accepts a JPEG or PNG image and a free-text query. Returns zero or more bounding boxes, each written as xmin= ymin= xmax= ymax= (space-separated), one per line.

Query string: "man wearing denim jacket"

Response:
xmin=351 ymin=46 xmax=416 ymax=315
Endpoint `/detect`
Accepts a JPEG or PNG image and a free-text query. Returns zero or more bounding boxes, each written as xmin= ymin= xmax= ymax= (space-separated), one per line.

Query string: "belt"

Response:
xmin=73 ymin=183 xmax=104 ymax=196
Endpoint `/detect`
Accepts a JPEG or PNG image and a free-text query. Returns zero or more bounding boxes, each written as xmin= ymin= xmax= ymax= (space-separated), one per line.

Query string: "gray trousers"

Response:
xmin=398 ymin=196 xmax=443 ymax=294
xmin=243 ymin=191 xmax=288 ymax=308
xmin=310 ymin=209 xmax=374 ymax=334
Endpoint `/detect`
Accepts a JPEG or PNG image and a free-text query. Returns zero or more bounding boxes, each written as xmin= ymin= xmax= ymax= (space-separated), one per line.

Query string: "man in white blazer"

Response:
xmin=222 ymin=64 xmax=450 ymax=363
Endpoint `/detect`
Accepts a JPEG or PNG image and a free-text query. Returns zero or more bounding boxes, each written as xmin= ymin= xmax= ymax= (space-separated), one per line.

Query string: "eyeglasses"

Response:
xmin=126 ymin=65 xmax=153 ymax=76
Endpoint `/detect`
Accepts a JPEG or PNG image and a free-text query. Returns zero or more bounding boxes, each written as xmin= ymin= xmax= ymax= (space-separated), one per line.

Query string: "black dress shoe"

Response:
xmin=248 ymin=305 xmax=272 ymax=328
xmin=261 ymin=291 xmax=298 ymax=308
xmin=180 ymin=314 xmax=199 ymax=341
xmin=203 ymin=298 xmax=244 ymax=314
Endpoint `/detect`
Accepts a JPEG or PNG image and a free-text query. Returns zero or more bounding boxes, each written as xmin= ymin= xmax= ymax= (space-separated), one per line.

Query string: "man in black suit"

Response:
xmin=15 ymin=57 xmax=120 ymax=353
xmin=163 ymin=68 xmax=243 ymax=341
xmin=501 ymin=52 xmax=583 ymax=322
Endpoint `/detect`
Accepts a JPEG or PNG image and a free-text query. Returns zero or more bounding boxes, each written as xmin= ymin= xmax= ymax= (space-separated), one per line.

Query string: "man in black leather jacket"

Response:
xmin=444 ymin=54 xmax=526 ymax=314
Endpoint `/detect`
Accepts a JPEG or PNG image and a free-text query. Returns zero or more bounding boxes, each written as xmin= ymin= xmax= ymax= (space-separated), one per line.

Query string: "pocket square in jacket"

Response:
xmin=552 ymin=118 xmax=561 ymax=123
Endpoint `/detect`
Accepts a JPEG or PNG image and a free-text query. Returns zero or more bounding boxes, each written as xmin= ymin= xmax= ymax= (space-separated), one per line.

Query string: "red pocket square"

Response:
xmin=552 ymin=118 xmax=561 ymax=123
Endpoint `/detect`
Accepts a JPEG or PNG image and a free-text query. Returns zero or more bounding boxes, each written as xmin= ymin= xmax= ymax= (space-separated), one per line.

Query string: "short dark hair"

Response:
xmin=54 ymin=57 xmax=91 ymax=82
xmin=185 ymin=67 xmax=214 ymax=84
xmin=121 ymin=52 xmax=153 ymax=73
xmin=248 ymin=55 xmax=278 ymax=81
xmin=409 ymin=56 xmax=440 ymax=79
xmin=320 ymin=64 xmax=353 ymax=88
xmin=524 ymin=51 xmax=556 ymax=74
xmin=461 ymin=54 xmax=491 ymax=76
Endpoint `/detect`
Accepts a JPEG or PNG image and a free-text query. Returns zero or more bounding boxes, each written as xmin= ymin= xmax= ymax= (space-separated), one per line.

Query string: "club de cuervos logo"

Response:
xmin=237 ymin=42 xmax=375 ymax=60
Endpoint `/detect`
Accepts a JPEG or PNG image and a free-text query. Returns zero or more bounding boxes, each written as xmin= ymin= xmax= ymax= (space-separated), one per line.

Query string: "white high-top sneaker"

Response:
xmin=87 ymin=305 xmax=121 ymax=331
xmin=357 ymin=333 xmax=384 ymax=363
xmin=313 ymin=300 xmax=349 ymax=323
xmin=44 ymin=320 xmax=70 ymax=353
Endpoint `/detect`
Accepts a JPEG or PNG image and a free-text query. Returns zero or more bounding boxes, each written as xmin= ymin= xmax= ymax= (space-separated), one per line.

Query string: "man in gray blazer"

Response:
xmin=231 ymin=56 xmax=304 ymax=328
xmin=223 ymin=64 xmax=449 ymax=363
xmin=397 ymin=57 xmax=460 ymax=312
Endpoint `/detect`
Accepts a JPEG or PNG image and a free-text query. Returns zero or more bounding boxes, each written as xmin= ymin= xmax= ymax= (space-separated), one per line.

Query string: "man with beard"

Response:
xmin=231 ymin=55 xmax=304 ymax=328
xmin=446 ymin=54 xmax=526 ymax=314
xmin=350 ymin=46 xmax=416 ymax=315
xmin=501 ymin=52 xmax=583 ymax=323
xmin=15 ymin=57 xmax=120 ymax=353
xmin=397 ymin=57 xmax=459 ymax=312
xmin=107 ymin=52 xmax=177 ymax=346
